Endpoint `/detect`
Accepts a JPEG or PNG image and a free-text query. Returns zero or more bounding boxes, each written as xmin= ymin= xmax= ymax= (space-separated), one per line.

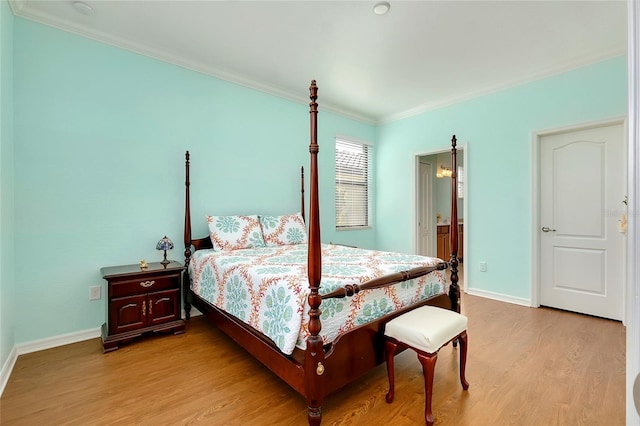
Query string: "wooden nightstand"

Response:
xmin=101 ymin=261 xmax=186 ymax=353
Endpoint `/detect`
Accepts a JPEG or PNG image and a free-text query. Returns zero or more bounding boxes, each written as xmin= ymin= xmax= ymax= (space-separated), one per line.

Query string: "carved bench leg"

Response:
xmin=458 ymin=331 xmax=469 ymax=390
xmin=385 ymin=339 xmax=399 ymax=403
xmin=417 ymin=351 xmax=438 ymax=426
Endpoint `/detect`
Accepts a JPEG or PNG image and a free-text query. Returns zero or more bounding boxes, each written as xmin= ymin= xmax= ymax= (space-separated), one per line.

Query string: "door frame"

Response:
xmin=531 ymin=117 xmax=627 ymax=316
xmin=417 ymin=161 xmax=433 ymax=257
xmin=413 ymin=144 xmax=468 ymax=292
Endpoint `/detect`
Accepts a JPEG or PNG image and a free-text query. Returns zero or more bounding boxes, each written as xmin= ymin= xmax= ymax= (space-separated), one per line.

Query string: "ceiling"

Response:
xmin=9 ymin=0 xmax=627 ymax=124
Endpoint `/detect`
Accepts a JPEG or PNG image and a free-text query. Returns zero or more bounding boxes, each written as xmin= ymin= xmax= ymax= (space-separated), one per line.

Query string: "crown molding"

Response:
xmin=10 ymin=3 xmax=376 ymax=125
xmin=7 ymin=0 xmax=26 ymax=15
xmin=9 ymin=2 xmax=623 ymax=126
xmin=381 ymin=46 xmax=626 ymax=124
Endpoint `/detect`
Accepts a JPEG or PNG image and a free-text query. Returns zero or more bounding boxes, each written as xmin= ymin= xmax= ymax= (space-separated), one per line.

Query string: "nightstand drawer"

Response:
xmin=110 ymin=274 xmax=179 ymax=298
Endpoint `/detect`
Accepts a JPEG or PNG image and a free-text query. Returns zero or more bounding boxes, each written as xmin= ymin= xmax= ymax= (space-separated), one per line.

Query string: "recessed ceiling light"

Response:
xmin=373 ymin=2 xmax=390 ymax=15
xmin=72 ymin=1 xmax=94 ymax=16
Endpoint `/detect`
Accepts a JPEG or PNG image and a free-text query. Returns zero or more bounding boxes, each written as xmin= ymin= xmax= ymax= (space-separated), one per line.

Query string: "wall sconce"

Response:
xmin=436 ymin=165 xmax=453 ymax=178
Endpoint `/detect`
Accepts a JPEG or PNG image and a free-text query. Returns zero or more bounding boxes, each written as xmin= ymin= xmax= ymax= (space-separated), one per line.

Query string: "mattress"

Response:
xmin=188 ymin=243 xmax=447 ymax=355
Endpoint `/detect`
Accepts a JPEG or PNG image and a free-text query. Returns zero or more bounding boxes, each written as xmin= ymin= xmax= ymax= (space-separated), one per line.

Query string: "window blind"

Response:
xmin=335 ymin=138 xmax=372 ymax=228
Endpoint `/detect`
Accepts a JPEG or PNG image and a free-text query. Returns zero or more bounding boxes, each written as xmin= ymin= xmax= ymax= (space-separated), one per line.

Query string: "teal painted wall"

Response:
xmin=377 ymin=56 xmax=627 ymax=300
xmin=1 ymin=0 xmax=15 ymax=370
xmin=7 ymin=15 xmax=627 ymax=344
xmin=12 ymin=18 xmax=375 ymax=343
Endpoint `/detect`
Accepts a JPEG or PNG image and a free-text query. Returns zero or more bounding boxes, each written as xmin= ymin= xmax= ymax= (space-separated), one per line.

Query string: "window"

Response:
xmin=335 ymin=138 xmax=372 ymax=229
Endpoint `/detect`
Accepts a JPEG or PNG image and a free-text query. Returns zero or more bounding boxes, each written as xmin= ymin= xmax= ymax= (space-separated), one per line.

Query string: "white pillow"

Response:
xmin=259 ymin=212 xmax=308 ymax=246
xmin=207 ymin=215 xmax=265 ymax=251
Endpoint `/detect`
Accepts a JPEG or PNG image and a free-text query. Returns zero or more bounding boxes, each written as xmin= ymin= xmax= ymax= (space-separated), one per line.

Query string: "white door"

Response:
xmin=418 ymin=161 xmax=433 ymax=256
xmin=539 ymin=123 xmax=625 ymax=320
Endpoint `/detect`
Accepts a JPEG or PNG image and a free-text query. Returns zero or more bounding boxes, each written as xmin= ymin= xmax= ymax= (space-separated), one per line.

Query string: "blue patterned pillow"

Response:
xmin=259 ymin=212 xmax=308 ymax=246
xmin=207 ymin=215 xmax=265 ymax=251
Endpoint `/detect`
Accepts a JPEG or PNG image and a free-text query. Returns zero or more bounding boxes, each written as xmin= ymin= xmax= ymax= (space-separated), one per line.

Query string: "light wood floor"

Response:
xmin=0 ymin=293 xmax=625 ymax=425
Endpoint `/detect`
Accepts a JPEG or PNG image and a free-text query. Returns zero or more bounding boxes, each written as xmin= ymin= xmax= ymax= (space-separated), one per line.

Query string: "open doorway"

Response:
xmin=415 ymin=147 xmax=467 ymax=290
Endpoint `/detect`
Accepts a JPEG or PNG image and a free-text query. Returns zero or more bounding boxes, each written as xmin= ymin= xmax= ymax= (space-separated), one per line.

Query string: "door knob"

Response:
xmin=541 ymin=226 xmax=556 ymax=232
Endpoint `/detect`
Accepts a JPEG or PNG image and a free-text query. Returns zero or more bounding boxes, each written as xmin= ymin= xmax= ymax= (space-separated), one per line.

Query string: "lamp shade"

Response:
xmin=156 ymin=236 xmax=174 ymax=266
xmin=156 ymin=236 xmax=174 ymax=251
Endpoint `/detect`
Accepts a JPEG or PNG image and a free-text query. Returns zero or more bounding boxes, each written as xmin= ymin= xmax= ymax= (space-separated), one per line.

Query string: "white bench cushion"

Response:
xmin=385 ymin=306 xmax=468 ymax=353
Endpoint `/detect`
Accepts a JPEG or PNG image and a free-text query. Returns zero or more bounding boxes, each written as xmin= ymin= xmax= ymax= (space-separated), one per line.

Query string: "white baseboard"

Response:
xmin=13 ymin=310 xmax=201 ymax=358
xmin=1 ymin=327 xmax=101 ymax=397
xmin=0 ymin=345 xmax=18 ymax=397
xmin=465 ymin=287 xmax=532 ymax=307
xmin=2 ymin=308 xmax=205 ymax=398
xmin=16 ymin=327 xmax=101 ymax=355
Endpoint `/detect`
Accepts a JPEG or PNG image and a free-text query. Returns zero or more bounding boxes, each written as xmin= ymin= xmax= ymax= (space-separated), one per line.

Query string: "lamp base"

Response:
xmin=161 ymin=250 xmax=170 ymax=266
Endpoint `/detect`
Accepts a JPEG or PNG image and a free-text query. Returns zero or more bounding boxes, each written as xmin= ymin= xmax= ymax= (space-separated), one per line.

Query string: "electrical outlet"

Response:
xmin=89 ymin=285 xmax=101 ymax=300
xmin=479 ymin=261 xmax=487 ymax=272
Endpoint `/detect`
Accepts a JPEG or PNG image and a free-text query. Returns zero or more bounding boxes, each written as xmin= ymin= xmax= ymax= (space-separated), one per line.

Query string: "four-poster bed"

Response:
xmin=182 ymin=81 xmax=461 ymax=425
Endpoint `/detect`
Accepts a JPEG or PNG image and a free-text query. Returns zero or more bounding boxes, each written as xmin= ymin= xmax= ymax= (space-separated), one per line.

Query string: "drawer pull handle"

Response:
xmin=140 ymin=280 xmax=155 ymax=287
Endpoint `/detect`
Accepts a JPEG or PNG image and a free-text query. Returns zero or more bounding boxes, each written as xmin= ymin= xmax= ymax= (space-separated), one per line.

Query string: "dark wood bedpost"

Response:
xmin=448 ymin=136 xmax=461 ymax=313
xmin=305 ymin=80 xmax=324 ymax=426
xmin=184 ymin=150 xmax=193 ymax=320
xmin=301 ymin=166 xmax=306 ymax=223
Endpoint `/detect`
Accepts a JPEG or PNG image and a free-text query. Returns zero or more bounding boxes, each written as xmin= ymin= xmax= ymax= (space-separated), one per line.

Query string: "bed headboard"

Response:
xmin=183 ymin=152 xmax=308 ymax=266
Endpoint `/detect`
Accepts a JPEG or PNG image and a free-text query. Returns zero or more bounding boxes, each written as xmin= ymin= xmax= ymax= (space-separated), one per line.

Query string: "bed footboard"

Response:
xmin=321 ymin=263 xmax=448 ymax=300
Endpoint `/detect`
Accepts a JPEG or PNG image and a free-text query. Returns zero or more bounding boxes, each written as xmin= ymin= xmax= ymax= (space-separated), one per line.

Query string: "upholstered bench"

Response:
xmin=384 ymin=306 xmax=469 ymax=426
